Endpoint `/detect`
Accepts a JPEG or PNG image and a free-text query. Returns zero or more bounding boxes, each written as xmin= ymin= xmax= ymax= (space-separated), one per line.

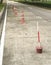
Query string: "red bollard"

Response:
xmin=36 ymin=22 xmax=43 ymax=54
xmin=13 ymin=6 xmax=18 ymax=16
xmin=20 ymin=17 xmax=25 ymax=24
xmin=20 ymin=11 xmax=25 ymax=24
xmin=36 ymin=31 xmax=43 ymax=53
xmin=14 ymin=11 xmax=18 ymax=16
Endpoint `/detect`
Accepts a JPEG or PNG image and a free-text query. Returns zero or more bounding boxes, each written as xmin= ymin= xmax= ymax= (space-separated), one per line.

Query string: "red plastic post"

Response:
xmin=36 ymin=22 xmax=43 ymax=53
xmin=20 ymin=17 xmax=25 ymax=24
xmin=38 ymin=31 xmax=40 ymax=42
xmin=20 ymin=11 xmax=25 ymax=24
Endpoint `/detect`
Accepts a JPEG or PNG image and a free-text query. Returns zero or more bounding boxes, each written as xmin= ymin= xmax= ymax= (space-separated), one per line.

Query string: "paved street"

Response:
xmin=27 ymin=5 xmax=51 ymax=22
xmin=3 ymin=2 xmax=51 ymax=65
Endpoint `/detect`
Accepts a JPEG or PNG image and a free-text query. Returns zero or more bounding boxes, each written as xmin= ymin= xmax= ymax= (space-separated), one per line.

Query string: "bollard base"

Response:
xmin=36 ymin=46 xmax=43 ymax=53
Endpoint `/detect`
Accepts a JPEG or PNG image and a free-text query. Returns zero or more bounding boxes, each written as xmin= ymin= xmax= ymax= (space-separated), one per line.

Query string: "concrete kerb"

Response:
xmin=0 ymin=4 xmax=7 ymax=39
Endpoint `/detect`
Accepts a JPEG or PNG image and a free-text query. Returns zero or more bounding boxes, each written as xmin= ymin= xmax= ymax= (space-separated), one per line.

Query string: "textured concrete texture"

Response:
xmin=3 ymin=2 xmax=51 ymax=65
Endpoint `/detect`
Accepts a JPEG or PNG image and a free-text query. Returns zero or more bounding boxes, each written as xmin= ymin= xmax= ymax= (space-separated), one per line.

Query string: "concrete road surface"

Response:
xmin=3 ymin=2 xmax=51 ymax=65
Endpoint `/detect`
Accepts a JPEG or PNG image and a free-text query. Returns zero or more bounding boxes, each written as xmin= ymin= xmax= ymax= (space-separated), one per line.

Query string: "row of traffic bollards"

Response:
xmin=12 ymin=5 xmax=25 ymax=24
xmin=12 ymin=5 xmax=43 ymax=54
